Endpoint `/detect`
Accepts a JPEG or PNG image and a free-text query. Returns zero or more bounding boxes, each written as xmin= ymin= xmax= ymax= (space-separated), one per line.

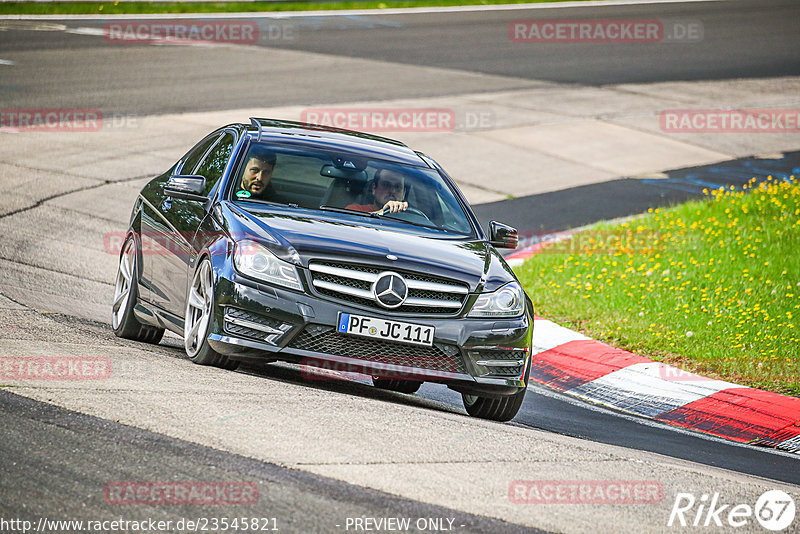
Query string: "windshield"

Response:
xmin=229 ymin=142 xmax=475 ymax=236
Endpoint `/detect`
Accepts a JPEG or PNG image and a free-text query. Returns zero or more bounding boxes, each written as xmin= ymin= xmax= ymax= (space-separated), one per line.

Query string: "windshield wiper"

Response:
xmin=235 ymin=198 xmax=299 ymax=209
xmin=319 ymin=205 xmax=381 ymax=217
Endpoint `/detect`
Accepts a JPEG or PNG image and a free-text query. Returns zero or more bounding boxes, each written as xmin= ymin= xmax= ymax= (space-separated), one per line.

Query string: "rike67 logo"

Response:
xmin=668 ymin=490 xmax=796 ymax=531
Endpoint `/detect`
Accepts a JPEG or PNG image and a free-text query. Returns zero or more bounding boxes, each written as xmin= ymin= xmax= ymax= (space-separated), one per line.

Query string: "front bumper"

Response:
xmin=208 ymin=271 xmax=532 ymax=395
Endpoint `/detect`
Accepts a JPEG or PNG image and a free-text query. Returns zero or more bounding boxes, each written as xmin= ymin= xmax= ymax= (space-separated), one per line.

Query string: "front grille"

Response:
xmin=288 ymin=326 xmax=467 ymax=375
xmin=308 ymin=261 xmax=468 ymax=315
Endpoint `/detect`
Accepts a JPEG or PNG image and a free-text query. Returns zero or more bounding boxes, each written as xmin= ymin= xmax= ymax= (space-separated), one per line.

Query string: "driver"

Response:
xmin=239 ymin=147 xmax=277 ymax=199
xmin=346 ymin=169 xmax=409 ymax=214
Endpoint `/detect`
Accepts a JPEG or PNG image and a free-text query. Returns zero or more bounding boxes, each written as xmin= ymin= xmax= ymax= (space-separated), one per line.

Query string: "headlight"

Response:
xmin=234 ymin=240 xmax=303 ymax=291
xmin=467 ymin=281 xmax=525 ymax=318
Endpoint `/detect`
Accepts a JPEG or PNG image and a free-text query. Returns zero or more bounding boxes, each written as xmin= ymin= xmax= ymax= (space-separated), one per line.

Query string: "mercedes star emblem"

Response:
xmin=372 ymin=272 xmax=408 ymax=308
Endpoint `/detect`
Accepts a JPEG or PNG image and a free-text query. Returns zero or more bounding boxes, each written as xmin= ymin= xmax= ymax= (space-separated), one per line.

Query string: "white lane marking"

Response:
xmin=0 ymin=0 xmax=723 ymax=21
xmin=0 ymin=20 xmax=66 ymax=30
xmin=0 ymin=59 xmax=14 ymax=66
xmin=65 ymin=27 xmax=105 ymax=36
xmin=66 ymin=26 xmax=231 ymax=47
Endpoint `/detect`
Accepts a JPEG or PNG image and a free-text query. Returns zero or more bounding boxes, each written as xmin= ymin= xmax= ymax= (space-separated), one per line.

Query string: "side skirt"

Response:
xmin=134 ymin=301 xmax=184 ymax=336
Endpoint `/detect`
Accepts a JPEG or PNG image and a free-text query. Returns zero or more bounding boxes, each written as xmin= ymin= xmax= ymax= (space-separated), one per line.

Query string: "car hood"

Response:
xmin=224 ymin=203 xmax=515 ymax=292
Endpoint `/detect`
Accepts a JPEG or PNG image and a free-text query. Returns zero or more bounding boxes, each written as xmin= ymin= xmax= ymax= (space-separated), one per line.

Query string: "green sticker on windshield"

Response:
xmin=236 ymin=190 xmax=251 ymax=198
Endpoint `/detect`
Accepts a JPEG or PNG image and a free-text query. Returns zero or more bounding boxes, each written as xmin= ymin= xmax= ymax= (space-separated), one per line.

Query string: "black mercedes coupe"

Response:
xmin=112 ymin=118 xmax=533 ymax=421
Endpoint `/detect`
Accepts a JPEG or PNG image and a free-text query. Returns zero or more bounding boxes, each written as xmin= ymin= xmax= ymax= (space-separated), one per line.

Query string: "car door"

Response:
xmin=165 ymin=131 xmax=238 ymax=320
xmin=140 ymin=131 xmax=223 ymax=320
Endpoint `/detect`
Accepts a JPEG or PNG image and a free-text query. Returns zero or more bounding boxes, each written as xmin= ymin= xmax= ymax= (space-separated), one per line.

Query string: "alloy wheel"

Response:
xmin=112 ymin=239 xmax=135 ymax=330
xmin=185 ymin=260 xmax=214 ymax=357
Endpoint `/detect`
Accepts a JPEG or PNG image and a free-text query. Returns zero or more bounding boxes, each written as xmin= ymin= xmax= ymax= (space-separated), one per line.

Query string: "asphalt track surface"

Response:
xmin=1 ymin=0 xmax=800 ymax=531
xmin=258 ymin=0 xmax=800 ymax=85
xmin=0 ymin=0 xmax=798 ymax=113
xmin=0 ymin=391 xmax=538 ymax=534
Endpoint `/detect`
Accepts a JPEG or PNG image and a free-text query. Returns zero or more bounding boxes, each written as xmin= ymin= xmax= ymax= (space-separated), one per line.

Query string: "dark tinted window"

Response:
xmin=196 ymin=132 xmax=235 ymax=196
xmin=231 ymin=143 xmax=474 ymax=236
xmin=180 ymin=134 xmax=220 ymax=175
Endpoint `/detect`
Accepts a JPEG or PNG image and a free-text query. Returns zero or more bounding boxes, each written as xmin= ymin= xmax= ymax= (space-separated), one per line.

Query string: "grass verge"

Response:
xmin=0 ymin=0 xmax=592 ymax=16
xmin=515 ymin=177 xmax=800 ymax=397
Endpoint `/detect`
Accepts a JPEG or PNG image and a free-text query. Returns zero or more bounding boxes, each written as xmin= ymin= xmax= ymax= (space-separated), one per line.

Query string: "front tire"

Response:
xmin=184 ymin=257 xmax=239 ymax=371
xmin=462 ymin=387 xmax=527 ymax=422
xmin=112 ymin=235 xmax=164 ymax=344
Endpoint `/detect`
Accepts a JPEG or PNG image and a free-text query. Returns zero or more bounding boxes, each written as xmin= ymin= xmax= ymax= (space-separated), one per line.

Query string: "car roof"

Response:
xmin=242 ymin=118 xmax=429 ymax=167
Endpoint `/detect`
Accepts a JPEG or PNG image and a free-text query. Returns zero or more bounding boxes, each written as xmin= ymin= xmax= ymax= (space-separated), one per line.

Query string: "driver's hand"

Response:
xmin=377 ymin=200 xmax=408 ymax=214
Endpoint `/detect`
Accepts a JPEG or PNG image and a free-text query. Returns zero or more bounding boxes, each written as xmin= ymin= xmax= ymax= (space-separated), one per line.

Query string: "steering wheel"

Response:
xmin=384 ymin=207 xmax=431 ymax=222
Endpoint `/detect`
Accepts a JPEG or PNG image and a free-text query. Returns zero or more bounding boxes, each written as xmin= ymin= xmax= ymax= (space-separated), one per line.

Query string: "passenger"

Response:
xmin=239 ymin=148 xmax=277 ymax=199
xmin=346 ymin=169 xmax=409 ymax=214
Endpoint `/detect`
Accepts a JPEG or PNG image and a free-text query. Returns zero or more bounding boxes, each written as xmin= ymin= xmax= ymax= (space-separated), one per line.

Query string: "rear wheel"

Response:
xmin=372 ymin=377 xmax=422 ymax=394
xmin=112 ymin=236 xmax=164 ymax=344
xmin=462 ymin=387 xmax=527 ymax=422
xmin=184 ymin=258 xmax=239 ymax=371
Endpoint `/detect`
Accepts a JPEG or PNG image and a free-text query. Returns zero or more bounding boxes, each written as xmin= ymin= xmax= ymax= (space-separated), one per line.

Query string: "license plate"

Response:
xmin=337 ymin=313 xmax=434 ymax=347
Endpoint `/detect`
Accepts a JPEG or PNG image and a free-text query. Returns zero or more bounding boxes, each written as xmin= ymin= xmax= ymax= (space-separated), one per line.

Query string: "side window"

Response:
xmin=195 ymin=132 xmax=235 ymax=196
xmin=180 ymin=134 xmax=220 ymax=176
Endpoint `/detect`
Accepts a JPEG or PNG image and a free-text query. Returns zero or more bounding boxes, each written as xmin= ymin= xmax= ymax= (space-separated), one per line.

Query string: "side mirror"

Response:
xmin=488 ymin=221 xmax=518 ymax=249
xmin=164 ymin=174 xmax=207 ymax=202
